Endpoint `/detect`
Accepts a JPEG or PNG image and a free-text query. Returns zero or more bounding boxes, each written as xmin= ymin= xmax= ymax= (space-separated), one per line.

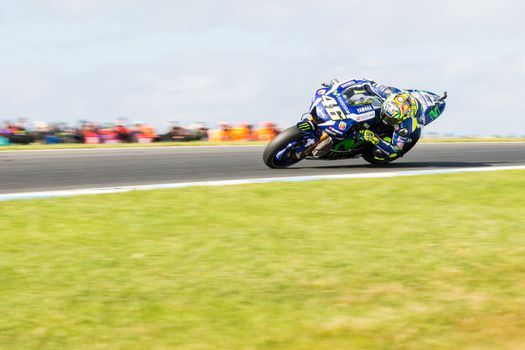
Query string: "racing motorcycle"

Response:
xmin=263 ymin=79 xmax=447 ymax=168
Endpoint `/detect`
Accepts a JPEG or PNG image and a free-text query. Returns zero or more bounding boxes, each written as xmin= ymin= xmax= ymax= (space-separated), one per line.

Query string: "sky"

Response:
xmin=1 ymin=0 xmax=524 ymax=135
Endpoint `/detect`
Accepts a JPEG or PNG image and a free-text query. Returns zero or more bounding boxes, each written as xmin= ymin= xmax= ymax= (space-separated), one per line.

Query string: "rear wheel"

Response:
xmin=263 ymin=126 xmax=305 ymax=169
xmin=362 ymin=136 xmax=420 ymax=165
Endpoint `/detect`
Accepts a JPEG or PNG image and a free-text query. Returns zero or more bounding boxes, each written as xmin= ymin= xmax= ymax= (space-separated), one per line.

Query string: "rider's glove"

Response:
xmin=359 ymin=130 xmax=380 ymax=145
xmin=297 ymin=120 xmax=315 ymax=132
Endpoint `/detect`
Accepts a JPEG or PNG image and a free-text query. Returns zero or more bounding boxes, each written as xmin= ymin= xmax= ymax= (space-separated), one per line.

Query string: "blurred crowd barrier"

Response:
xmin=207 ymin=122 xmax=279 ymax=142
xmin=0 ymin=119 xmax=281 ymax=145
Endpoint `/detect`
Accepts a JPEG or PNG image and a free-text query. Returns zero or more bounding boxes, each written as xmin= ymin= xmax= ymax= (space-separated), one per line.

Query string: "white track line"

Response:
xmin=1 ymin=165 xmax=525 ymax=201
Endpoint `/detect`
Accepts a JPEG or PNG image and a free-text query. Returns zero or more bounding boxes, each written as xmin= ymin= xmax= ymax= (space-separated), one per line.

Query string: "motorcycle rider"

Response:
xmin=298 ymin=79 xmax=446 ymax=161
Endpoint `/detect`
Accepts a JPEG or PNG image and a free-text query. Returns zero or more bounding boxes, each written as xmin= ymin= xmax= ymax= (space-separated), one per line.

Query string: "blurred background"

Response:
xmin=1 ymin=0 xmax=525 ymax=141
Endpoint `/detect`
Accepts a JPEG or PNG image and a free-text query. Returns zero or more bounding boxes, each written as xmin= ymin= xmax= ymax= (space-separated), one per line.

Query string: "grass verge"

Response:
xmin=1 ymin=171 xmax=525 ymax=349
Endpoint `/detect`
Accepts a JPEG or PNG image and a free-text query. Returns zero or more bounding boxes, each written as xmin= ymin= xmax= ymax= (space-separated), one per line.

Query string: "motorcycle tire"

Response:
xmin=263 ymin=126 xmax=304 ymax=169
xmin=362 ymin=136 xmax=420 ymax=165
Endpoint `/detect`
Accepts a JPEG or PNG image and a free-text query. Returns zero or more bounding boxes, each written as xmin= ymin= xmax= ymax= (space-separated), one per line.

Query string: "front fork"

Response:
xmin=296 ymin=115 xmax=333 ymax=157
xmin=275 ymin=119 xmax=328 ymax=161
xmin=300 ymin=132 xmax=330 ymax=157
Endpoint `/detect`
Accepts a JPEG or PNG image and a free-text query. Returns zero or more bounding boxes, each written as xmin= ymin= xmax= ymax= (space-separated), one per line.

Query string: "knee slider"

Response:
xmin=398 ymin=128 xmax=409 ymax=137
xmin=373 ymin=149 xmax=385 ymax=157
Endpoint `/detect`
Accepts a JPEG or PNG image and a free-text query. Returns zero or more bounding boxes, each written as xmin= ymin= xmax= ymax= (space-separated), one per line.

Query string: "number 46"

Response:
xmin=321 ymin=95 xmax=345 ymax=121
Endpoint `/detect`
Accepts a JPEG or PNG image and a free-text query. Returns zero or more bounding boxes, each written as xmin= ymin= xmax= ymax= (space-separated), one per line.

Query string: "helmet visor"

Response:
xmin=382 ymin=102 xmax=402 ymax=125
xmin=382 ymin=112 xmax=402 ymax=126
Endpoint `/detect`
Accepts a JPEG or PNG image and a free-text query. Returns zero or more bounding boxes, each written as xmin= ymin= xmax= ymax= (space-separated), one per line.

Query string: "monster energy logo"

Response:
xmin=298 ymin=122 xmax=312 ymax=131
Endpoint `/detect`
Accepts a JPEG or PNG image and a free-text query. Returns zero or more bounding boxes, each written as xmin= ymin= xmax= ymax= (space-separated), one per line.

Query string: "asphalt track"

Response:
xmin=0 ymin=143 xmax=524 ymax=195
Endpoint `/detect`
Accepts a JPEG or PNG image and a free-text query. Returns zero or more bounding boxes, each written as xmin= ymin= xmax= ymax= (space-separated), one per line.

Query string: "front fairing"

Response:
xmin=406 ymin=90 xmax=446 ymax=126
xmin=308 ymin=83 xmax=381 ymax=138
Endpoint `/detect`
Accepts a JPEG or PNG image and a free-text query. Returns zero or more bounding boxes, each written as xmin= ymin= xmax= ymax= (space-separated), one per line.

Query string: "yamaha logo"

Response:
xmin=356 ymin=106 xmax=373 ymax=113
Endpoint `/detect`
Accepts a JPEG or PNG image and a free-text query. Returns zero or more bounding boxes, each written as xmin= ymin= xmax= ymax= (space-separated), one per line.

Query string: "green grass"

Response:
xmin=1 ymin=171 xmax=525 ymax=349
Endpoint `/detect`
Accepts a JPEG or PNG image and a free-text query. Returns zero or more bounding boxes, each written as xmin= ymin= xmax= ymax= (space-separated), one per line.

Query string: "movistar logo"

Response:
xmin=336 ymin=96 xmax=351 ymax=114
xmin=428 ymin=106 xmax=440 ymax=120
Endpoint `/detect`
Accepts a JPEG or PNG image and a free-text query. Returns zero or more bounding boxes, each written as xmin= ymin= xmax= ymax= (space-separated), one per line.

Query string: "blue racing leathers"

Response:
xmin=374 ymin=89 xmax=446 ymax=159
xmin=338 ymin=79 xmax=445 ymax=159
xmin=374 ymin=115 xmax=421 ymax=159
xmin=335 ymin=78 xmax=402 ymax=101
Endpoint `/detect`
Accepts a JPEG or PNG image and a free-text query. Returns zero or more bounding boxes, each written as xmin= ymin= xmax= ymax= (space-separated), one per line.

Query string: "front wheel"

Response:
xmin=263 ymin=126 xmax=304 ymax=169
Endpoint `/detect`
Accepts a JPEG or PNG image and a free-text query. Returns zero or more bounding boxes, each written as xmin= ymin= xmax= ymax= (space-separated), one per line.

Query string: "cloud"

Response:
xmin=48 ymin=0 xmax=108 ymax=14
xmin=0 ymin=0 xmax=524 ymax=134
